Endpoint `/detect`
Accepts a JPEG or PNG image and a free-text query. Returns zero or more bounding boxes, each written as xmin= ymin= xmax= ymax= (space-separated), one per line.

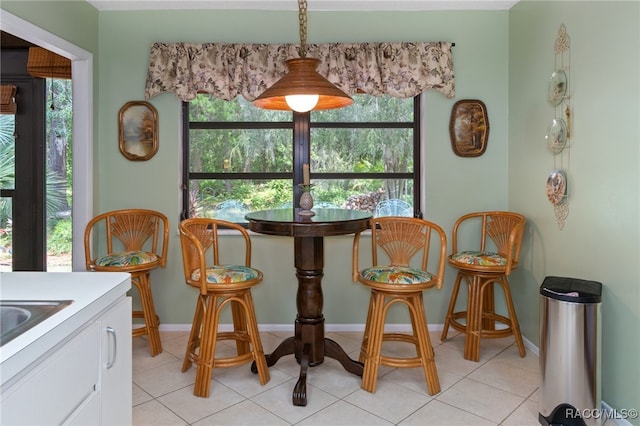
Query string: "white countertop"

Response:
xmin=0 ymin=272 xmax=131 ymax=386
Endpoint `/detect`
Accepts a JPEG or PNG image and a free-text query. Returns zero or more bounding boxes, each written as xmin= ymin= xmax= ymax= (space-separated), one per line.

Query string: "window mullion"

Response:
xmin=413 ymin=95 xmax=422 ymax=218
xmin=181 ymin=102 xmax=190 ymax=220
xmin=189 ymin=172 xmax=292 ymax=180
xmin=293 ymin=111 xmax=310 ymax=207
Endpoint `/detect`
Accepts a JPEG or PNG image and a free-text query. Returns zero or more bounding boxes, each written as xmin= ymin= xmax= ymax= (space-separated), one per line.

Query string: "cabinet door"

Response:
xmin=0 ymin=322 xmax=101 ymax=425
xmin=100 ymin=297 xmax=132 ymax=426
xmin=66 ymin=391 xmax=101 ymax=426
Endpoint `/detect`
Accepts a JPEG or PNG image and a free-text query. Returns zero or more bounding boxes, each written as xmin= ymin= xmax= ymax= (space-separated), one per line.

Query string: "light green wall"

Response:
xmin=94 ymin=8 xmax=510 ymax=329
xmin=0 ymin=1 xmax=98 ymax=53
xmin=509 ymin=0 xmax=640 ymax=419
xmin=0 ymin=4 xmax=509 ymax=328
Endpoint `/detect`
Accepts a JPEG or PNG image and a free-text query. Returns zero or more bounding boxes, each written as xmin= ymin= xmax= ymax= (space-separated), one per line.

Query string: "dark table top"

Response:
xmin=245 ymin=208 xmax=372 ymax=238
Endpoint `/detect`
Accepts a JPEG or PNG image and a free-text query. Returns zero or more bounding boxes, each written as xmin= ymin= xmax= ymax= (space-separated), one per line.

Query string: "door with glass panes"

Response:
xmin=1 ymin=46 xmax=72 ymax=271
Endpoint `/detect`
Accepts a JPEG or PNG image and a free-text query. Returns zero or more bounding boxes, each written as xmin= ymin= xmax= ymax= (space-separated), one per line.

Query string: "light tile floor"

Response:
xmin=132 ymin=329 xmax=545 ymax=425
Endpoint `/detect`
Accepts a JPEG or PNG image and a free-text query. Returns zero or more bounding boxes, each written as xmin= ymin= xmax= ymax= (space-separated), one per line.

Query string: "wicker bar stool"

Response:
xmin=179 ymin=218 xmax=269 ymax=398
xmin=353 ymin=217 xmax=447 ymax=395
xmin=441 ymin=211 xmax=527 ymax=362
xmin=84 ymin=209 xmax=169 ymax=357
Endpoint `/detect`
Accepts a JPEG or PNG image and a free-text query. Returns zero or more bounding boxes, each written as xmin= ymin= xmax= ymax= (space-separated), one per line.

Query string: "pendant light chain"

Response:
xmin=298 ymin=0 xmax=308 ymax=58
xmin=253 ymin=0 xmax=353 ymax=111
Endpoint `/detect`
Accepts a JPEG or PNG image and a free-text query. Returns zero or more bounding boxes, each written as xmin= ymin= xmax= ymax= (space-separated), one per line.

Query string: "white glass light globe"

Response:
xmin=285 ymin=94 xmax=319 ymax=112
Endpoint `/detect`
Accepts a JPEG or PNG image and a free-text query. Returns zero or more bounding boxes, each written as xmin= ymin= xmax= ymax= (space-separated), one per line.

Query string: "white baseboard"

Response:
xmin=160 ymin=322 xmax=543 ymax=357
xmin=159 ymin=323 xmax=431 ymax=333
xmin=160 ymin=322 xmax=535 ymax=349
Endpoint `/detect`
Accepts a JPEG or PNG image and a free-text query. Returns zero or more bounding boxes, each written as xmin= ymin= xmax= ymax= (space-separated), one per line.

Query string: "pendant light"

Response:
xmin=253 ymin=0 xmax=353 ymax=112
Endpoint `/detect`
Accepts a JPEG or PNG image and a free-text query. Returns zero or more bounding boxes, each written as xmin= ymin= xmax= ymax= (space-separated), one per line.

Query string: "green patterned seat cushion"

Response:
xmin=451 ymin=250 xmax=507 ymax=266
xmin=95 ymin=251 xmax=158 ymax=267
xmin=191 ymin=265 xmax=260 ymax=284
xmin=361 ymin=266 xmax=433 ymax=285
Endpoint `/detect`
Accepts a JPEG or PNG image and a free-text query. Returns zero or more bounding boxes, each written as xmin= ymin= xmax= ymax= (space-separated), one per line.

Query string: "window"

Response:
xmin=182 ymin=94 xmax=421 ymax=223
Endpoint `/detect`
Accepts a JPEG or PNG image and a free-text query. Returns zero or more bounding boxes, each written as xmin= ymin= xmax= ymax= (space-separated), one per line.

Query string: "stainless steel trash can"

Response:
xmin=539 ymin=276 xmax=602 ymax=426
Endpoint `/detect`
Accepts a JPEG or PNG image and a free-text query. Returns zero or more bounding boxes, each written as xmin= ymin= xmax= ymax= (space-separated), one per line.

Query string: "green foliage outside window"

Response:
xmin=185 ymin=94 xmax=418 ymax=221
xmin=0 ymin=79 xmax=73 ymax=269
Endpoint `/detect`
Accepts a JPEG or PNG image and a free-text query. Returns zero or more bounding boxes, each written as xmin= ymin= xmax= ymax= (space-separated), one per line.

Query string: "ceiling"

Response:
xmin=86 ymin=0 xmax=519 ymax=11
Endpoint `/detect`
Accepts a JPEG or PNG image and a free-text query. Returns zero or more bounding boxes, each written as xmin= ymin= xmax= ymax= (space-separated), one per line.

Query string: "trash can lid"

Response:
xmin=540 ymin=276 xmax=602 ymax=303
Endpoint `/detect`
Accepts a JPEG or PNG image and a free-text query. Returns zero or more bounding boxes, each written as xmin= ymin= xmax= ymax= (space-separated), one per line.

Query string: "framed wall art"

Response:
xmin=118 ymin=100 xmax=158 ymax=161
xmin=449 ymin=99 xmax=490 ymax=157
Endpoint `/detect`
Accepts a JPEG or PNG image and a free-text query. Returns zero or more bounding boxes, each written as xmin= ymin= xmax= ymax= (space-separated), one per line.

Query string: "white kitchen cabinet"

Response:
xmin=0 ymin=296 xmax=132 ymax=425
xmin=99 ymin=296 xmax=132 ymax=426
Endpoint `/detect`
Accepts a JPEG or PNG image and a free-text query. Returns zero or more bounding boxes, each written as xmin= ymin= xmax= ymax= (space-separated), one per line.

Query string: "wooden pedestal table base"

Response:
xmin=246 ymin=208 xmax=371 ymax=406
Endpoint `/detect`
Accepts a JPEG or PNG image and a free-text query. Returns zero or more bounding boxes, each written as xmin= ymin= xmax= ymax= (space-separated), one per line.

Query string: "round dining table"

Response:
xmin=245 ymin=208 xmax=372 ymax=406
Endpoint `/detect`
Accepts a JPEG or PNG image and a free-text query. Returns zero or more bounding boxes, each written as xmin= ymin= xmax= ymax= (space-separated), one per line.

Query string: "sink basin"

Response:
xmin=1 ymin=306 xmax=32 ymax=334
xmin=0 ymin=300 xmax=74 ymax=346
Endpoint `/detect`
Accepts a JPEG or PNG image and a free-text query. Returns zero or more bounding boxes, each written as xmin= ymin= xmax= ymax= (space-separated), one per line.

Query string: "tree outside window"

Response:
xmin=183 ymin=94 xmax=421 ymax=223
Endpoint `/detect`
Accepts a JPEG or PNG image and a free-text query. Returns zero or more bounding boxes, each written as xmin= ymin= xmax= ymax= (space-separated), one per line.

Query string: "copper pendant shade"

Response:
xmin=253 ymin=58 xmax=352 ymax=111
xmin=252 ymin=0 xmax=353 ymax=112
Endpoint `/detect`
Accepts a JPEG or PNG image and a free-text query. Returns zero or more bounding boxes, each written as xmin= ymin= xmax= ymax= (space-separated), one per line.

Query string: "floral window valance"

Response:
xmin=144 ymin=42 xmax=454 ymax=102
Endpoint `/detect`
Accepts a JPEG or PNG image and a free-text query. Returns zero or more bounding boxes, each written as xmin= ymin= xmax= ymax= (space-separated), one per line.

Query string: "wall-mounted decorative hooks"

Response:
xmin=546 ymin=24 xmax=571 ymax=230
